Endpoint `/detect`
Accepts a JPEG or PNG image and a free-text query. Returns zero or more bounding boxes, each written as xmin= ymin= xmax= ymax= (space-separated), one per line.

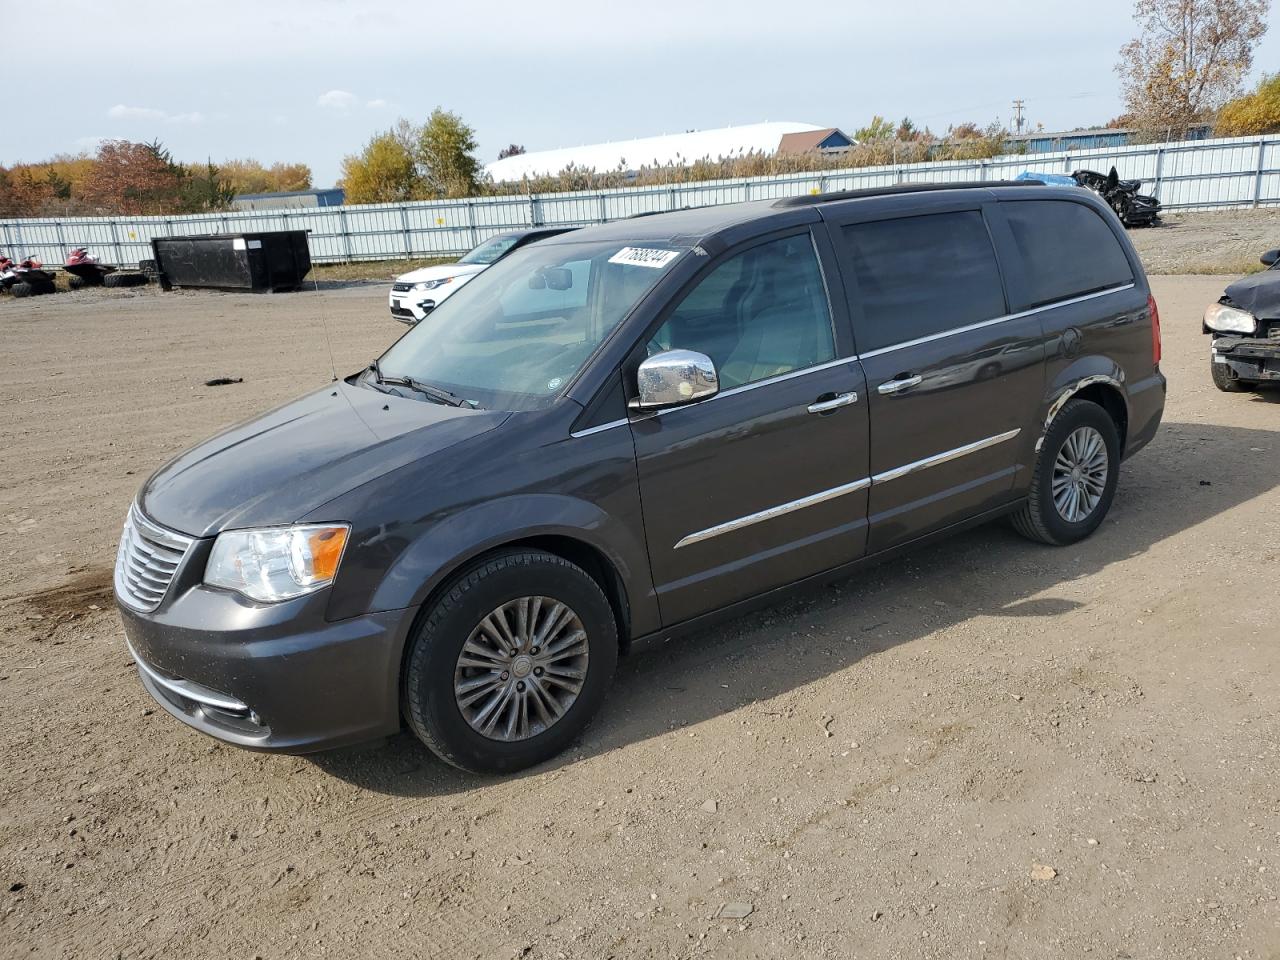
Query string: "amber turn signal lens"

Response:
xmin=306 ymin=526 xmax=348 ymax=583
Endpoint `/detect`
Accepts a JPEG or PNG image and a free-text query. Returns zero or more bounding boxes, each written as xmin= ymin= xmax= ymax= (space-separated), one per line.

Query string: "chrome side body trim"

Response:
xmin=128 ymin=640 xmax=251 ymax=715
xmin=570 ymin=418 xmax=629 ymax=439
xmin=674 ymin=477 xmax=871 ymax=549
xmin=870 ymin=428 xmax=1022 ymax=484
xmin=859 ymin=283 xmax=1136 ymax=360
xmin=674 ymin=428 xmax=1023 ymax=548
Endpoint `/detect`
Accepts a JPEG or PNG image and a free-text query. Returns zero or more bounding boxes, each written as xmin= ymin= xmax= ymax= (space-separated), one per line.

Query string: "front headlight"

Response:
xmin=413 ymin=277 xmax=453 ymax=291
xmin=205 ymin=524 xmax=349 ymax=603
xmin=1204 ymin=302 xmax=1257 ymax=334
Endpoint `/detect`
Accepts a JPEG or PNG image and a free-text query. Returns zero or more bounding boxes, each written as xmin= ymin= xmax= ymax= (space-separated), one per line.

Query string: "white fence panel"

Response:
xmin=3 ymin=134 xmax=1279 ymax=266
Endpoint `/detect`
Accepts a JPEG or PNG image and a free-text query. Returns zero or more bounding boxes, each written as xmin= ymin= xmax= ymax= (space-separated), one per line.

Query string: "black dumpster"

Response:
xmin=151 ymin=231 xmax=311 ymax=292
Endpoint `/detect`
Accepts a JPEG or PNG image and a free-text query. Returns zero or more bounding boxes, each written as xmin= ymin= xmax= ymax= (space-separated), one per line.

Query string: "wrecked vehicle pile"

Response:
xmin=1072 ymin=167 xmax=1162 ymax=227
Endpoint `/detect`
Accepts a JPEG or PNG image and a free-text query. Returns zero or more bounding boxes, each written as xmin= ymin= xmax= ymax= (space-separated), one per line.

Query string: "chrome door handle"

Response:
xmin=877 ymin=375 xmax=922 ymax=395
xmin=807 ymin=391 xmax=858 ymax=414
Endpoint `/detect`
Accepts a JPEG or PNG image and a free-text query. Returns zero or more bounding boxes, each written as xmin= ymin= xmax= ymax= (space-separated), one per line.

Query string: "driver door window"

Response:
xmin=647 ymin=234 xmax=836 ymax=390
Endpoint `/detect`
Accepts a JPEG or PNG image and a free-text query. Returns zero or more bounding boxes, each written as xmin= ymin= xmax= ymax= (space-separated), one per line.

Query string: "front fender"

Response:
xmin=369 ymin=493 xmax=659 ymax=636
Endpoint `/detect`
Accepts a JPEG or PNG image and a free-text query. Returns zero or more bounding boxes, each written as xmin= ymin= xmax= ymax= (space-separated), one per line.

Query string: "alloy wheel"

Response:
xmin=1051 ymin=425 xmax=1109 ymax=523
xmin=453 ymin=597 xmax=590 ymax=742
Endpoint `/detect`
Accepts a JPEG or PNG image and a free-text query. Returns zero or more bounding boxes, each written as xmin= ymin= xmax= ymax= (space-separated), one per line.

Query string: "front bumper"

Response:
xmin=117 ymin=579 xmax=413 ymax=753
xmin=1212 ymin=335 xmax=1280 ymax=382
xmin=389 ymin=291 xmax=434 ymax=325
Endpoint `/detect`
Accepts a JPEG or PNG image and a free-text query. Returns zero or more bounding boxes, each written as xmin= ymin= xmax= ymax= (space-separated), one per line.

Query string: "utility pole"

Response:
xmin=1012 ymin=99 xmax=1026 ymax=135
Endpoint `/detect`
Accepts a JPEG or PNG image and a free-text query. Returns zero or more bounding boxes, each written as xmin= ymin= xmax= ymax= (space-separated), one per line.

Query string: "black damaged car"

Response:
xmin=1205 ymin=247 xmax=1280 ymax=392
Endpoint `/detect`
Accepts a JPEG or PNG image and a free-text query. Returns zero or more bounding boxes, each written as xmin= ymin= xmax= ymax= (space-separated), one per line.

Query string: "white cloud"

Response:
xmin=366 ymin=98 xmax=388 ymax=109
xmin=107 ymin=104 xmax=204 ymax=124
xmin=316 ymin=89 xmax=358 ymax=110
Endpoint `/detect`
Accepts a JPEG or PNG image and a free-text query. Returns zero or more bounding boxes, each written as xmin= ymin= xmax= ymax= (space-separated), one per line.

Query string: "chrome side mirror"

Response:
xmin=631 ymin=349 xmax=718 ymax=410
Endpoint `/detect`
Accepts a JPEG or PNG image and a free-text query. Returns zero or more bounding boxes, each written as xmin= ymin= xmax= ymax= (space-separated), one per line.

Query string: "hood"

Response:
xmin=396 ymin=262 xmax=487 ymax=284
xmin=141 ymin=380 xmax=508 ymax=537
xmin=1223 ymin=268 xmax=1280 ymax=319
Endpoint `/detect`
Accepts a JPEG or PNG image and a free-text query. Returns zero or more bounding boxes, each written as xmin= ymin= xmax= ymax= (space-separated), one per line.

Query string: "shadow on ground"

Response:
xmin=305 ymin=418 xmax=1276 ymax=795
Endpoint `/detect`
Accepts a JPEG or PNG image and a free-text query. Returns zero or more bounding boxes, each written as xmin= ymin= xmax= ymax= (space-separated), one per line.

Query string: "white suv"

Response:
xmin=389 ymin=227 xmax=575 ymax=324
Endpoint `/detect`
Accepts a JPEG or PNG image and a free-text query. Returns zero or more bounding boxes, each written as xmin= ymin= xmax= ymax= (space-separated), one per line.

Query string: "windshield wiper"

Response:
xmin=367 ymin=360 xmax=473 ymax=408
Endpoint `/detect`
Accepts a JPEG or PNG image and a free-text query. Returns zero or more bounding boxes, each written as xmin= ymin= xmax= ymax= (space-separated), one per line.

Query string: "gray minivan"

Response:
xmin=115 ymin=182 xmax=1166 ymax=773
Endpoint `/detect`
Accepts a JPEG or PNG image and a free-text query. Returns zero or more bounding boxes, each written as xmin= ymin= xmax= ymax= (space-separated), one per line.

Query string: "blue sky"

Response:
xmin=4 ymin=0 xmax=1276 ymax=187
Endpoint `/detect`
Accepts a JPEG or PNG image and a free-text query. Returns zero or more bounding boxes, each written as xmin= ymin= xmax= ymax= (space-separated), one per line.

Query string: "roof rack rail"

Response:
xmin=772 ymin=180 xmax=1042 ymax=208
xmin=626 ymin=205 xmax=705 ymax=219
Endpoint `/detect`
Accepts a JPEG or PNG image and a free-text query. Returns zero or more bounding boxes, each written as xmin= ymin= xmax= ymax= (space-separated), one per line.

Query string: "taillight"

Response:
xmin=1148 ymin=293 xmax=1162 ymax=365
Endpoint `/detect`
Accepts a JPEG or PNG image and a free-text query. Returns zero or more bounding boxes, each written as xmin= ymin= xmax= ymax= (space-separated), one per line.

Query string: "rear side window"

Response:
xmin=841 ymin=211 xmax=1006 ymax=353
xmin=1001 ymin=200 xmax=1134 ymax=309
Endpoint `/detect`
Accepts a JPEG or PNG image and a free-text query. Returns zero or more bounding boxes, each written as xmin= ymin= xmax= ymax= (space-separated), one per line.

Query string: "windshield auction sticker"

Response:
xmin=608 ymin=247 xmax=680 ymax=269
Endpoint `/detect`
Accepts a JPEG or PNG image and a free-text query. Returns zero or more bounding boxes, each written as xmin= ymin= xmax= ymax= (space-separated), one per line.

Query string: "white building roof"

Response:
xmin=486 ymin=121 xmax=827 ymax=181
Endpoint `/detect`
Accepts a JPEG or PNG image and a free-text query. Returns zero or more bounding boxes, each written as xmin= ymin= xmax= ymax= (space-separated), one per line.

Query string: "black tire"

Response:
xmin=1011 ymin=398 xmax=1121 ymax=546
xmin=10 ymin=282 xmax=32 ymax=298
xmin=103 ymin=272 xmax=147 ymax=288
xmin=32 ymin=279 xmax=55 ymax=295
xmin=138 ymin=259 xmax=161 ymax=281
xmin=404 ymin=549 xmax=618 ymax=774
xmin=1210 ymin=356 xmax=1251 ymax=392
xmin=68 ymin=275 xmax=85 ymax=290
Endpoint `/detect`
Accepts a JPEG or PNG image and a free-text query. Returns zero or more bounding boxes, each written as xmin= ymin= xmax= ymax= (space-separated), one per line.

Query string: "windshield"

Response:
xmin=458 ymin=235 xmax=520 ymax=265
xmin=376 ymin=240 xmax=685 ymax=411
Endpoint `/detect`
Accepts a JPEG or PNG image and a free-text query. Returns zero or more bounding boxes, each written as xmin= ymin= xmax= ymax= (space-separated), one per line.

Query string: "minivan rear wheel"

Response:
xmin=1012 ymin=399 xmax=1120 ymax=545
xmin=403 ymin=549 xmax=618 ymax=774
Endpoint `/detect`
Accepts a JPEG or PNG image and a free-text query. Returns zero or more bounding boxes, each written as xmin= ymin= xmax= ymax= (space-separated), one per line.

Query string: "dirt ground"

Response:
xmin=1128 ymin=208 xmax=1280 ymax=275
xmin=1 ymin=265 xmax=1278 ymax=960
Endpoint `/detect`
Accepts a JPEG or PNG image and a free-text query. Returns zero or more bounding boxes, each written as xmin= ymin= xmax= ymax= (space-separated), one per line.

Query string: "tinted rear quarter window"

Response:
xmin=1001 ymin=200 xmax=1134 ymax=309
xmin=841 ymin=211 xmax=1006 ymax=353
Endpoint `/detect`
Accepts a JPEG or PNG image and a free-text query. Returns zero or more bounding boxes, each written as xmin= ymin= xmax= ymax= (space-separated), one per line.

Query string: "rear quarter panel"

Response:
xmin=986 ymin=191 xmax=1160 ymax=466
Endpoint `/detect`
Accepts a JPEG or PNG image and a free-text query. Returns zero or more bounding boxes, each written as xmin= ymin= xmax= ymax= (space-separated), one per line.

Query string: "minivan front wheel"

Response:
xmin=1012 ymin=399 xmax=1120 ymax=545
xmin=404 ymin=550 xmax=618 ymax=774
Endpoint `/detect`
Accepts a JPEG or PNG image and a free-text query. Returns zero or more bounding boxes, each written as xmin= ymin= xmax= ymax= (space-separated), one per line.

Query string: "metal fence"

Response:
xmin=3 ymin=134 xmax=1279 ymax=268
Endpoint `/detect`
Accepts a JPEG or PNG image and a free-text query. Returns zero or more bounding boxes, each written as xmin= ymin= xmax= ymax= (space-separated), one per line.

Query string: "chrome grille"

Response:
xmin=114 ymin=506 xmax=193 ymax=612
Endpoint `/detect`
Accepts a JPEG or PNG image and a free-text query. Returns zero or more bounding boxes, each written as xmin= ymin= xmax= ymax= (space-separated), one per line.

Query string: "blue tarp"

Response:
xmin=1015 ymin=171 xmax=1079 ymax=187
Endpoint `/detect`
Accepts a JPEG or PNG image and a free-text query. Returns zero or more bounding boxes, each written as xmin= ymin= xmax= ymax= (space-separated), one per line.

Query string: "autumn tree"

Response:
xmin=180 ymin=160 xmax=236 ymax=211
xmin=415 ymin=108 xmax=481 ymax=198
xmin=220 ymin=159 xmax=313 ymax=195
xmin=1217 ymin=72 xmax=1280 ymax=134
xmin=1117 ymin=0 xmax=1270 ymax=136
xmin=268 ymin=162 xmax=313 ymax=192
xmin=853 ymin=116 xmax=895 ymax=141
xmin=76 ymin=140 xmax=183 ymax=214
xmin=339 ymin=131 xmax=418 ymax=203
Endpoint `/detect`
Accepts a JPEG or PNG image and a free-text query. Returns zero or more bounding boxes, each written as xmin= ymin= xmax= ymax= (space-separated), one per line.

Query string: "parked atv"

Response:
xmin=1072 ymin=167 xmax=1162 ymax=227
xmin=64 ymin=248 xmax=116 ymax=289
xmin=6 ymin=257 xmax=57 ymax=298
